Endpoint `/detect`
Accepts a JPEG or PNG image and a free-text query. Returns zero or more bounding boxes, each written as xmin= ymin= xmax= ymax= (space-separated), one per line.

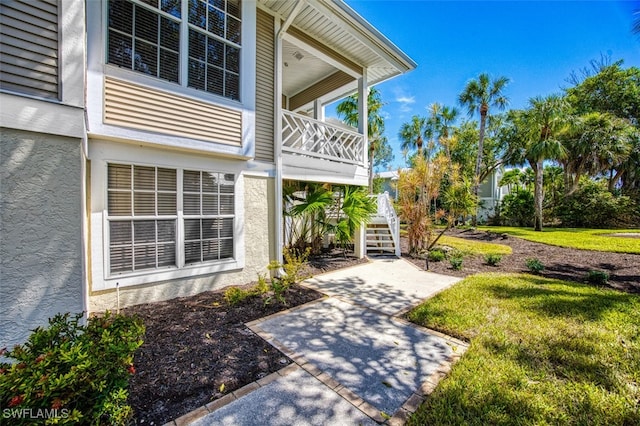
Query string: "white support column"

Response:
xmin=357 ymin=68 xmax=368 ymax=168
xmin=354 ymin=70 xmax=368 ymax=258
xmin=313 ymin=99 xmax=324 ymax=121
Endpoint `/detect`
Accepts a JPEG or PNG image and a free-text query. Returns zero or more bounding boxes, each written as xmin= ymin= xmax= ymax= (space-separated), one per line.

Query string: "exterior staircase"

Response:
xmin=366 ymin=193 xmax=401 ymax=257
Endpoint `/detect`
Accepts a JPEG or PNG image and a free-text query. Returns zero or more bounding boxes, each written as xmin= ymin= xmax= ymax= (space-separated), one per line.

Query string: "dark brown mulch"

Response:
xmin=126 ymin=251 xmax=365 ymax=425
xmin=402 ymin=228 xmax=640 ymax=293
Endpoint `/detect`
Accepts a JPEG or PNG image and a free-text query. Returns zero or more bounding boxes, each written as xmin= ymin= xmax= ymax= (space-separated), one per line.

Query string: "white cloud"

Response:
xmin=396 ymin=95 xmax=415 ymax=105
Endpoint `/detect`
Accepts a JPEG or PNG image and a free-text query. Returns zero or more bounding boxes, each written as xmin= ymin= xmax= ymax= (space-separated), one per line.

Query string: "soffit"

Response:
xmin=258 ymin=0 xmax=416 ymax=88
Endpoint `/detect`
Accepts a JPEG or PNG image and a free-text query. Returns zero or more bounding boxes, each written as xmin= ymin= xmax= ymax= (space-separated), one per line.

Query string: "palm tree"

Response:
xmin=459 ymin=73 xmax=510 ymax=225
xmin=336 ymin=87 xmax=385 ymax=192
xmin=504 ymin=95 xmax=568 ymax=231
xmin=428 ymin=103 xmax=459 ymax=160
xmin=399 ymin=115 xmax=429 ymax=158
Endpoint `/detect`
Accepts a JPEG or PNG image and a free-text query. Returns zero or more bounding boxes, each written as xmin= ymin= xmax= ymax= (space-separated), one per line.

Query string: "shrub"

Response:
xmin=224 ymin=287 xmax=250 ymax=306
xmin=428 ymin=249 xmax=446 ymax=262
xmin=556 ymin=179 xmax=638 ymax=228
xmin=0 ymin=312 xmax=144 ymax=425
xmin=526 ymin=258 xmax=545 ymax=273
xmin=485 ymin=253 xmax=503 ymax=266
xmin=449 ymin=252 xmax=464 ymax=271
xmin=264 ymin=247 xmax=311 ymax=305
xmin=499 ymin=190 xmax=535 ymax=227
xmin=586 ymin=270 xmax=610 ymax=285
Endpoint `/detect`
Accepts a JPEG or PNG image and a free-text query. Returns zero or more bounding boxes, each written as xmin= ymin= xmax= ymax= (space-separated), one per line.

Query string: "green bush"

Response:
xmin=485 ymin=253 xmax=503 ymax=266
xmin=449 ymin=252 xmax=464 ymax=271
xmin=556 ymin=179 xmax=638 ymax=228
xmin=427 ymin=249 xmax=446 ymax=262
xmin=224 ymin=287 xmax=251 ymax=306
xmin=526 ymin=258 xmax=545 ymax=273
xmin=499 ymin=190 xmax=535 ymax=227
xmin=0 ymin=312 xmax=144 ymax=425
xmin=586 ymin=270 xmax=610 ymax=285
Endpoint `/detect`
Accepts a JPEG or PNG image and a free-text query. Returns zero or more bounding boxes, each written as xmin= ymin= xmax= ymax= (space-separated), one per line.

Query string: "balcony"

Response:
xmin=282 ymin=111 xmax=366 ymax=166
xmin=281 ymin=110 xmax=368 ymax=185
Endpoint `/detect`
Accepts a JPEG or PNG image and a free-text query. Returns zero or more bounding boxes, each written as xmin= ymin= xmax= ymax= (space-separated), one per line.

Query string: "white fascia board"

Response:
xmin=0 ymin=93 xmax=84 ymax=138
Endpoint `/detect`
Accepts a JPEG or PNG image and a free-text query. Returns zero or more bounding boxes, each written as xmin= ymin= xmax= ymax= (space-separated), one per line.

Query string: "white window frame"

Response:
xmin=90 ymin=140 xmax=245 ymax=291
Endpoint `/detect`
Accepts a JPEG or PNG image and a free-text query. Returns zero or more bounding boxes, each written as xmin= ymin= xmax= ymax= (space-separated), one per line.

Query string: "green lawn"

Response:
xmin=408 ymin=273 xmax=640 ymax=425
xmin=479 ymin=226 xmax=640 ymax=254
xmin=436 ymin=235 xmax=512 ymax=256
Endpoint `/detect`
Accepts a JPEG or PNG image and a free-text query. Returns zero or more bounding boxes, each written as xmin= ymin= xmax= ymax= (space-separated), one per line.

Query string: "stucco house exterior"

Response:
xmin=0 ymin=0 xmax=416 ymax=348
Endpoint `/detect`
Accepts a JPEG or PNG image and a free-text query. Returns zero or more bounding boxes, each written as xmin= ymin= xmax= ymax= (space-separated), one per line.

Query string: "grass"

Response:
xmin=436 ymin=235 xmax=512 ymax=256
xmin=407 ymin=273 xmax=640 ymax=425
xmin=479 ymin=226 xmax=640 ymax=254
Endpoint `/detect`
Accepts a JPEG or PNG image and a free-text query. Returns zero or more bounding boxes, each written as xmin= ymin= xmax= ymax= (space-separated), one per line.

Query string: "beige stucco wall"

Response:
xmin=89 ymin=175 xmax=275 ymax=312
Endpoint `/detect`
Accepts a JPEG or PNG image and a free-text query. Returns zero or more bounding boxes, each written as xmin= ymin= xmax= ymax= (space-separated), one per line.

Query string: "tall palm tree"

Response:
xmin=399 ymin=115 xmax=429 ymax=157
xmin=459 ymin=73 xmax=510 ymax=225
xmin=336 ymin=87 xmax=385 ymax=192
xmin=504 ymin=95 xmax=568 ymax=231
xmin=428 ymin=103 xmax=459 ymax=160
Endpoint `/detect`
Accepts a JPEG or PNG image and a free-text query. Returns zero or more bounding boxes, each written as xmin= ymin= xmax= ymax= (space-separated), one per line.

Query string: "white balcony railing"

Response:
xmin=282 ymin=110 xmax=366 ymax=167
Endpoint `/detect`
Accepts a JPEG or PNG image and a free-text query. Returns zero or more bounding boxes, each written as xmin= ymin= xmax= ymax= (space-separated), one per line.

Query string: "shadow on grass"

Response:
xmin=485 ymin=278 xmax=636 ymax=321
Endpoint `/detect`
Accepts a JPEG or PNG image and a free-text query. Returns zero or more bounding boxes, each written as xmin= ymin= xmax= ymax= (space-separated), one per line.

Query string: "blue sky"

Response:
xmin=326 ymin=0 xmax=640 ymax=170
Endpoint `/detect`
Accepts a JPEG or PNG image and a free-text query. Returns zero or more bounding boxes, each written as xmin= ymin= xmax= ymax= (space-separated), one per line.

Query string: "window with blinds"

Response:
xmin=107 ymin=0 xmax=241 ymax=101
xmin=183 ymin=170 xmax=235 ymax=263
xmin=108 ymin=164 xmax=178 ymax=273
xmin=107 ymin=163 xmax=235 ymax=276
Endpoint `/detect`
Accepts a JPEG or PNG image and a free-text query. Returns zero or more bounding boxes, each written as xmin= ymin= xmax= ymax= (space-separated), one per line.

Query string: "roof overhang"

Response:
xmin=258 ymin=0 xmax=417 ymax=103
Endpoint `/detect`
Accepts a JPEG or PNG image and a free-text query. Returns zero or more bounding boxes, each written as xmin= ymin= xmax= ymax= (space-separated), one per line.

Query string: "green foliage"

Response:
xmin=484 ymin=253 xmax=503 ymax=266
xmin=0 ymin=312 xmax=144 ymax=425
xmin=526 ymin=257 xmax=545 ymax=273
xmin=407 ymin=273 xmax=640 ymax=425
xmin=334 ymin=186 xmax=376 ymax=252
xmin=224 ymin=287 xmax=251 ymax=306
xmin=586 ymin=270 xmax=610 ymax=286
xmin=498 ymin=190 xmax=535 ymax=226
xmin=556 ymin=178 xmax=638 ymax=228
xmin=449 ymin=251 xmax=464 ymax=270
xmin=438 ymin=235 xmax=512 ymax=255
xmin=427 ymin=249 xmax=446 ymax=262
xmin=265 ymin=248 xmax=311 ymax=305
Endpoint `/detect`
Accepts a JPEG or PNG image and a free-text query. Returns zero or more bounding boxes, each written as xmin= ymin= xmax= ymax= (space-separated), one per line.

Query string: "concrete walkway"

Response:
xmin=175 ymin=258 xmax=467 ymax=426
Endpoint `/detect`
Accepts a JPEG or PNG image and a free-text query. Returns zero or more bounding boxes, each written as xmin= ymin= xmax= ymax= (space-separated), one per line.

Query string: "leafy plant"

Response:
xmin=428 ymin=249 xmax=446 ymax=262
xmin=0 ymin=312 xmax=144 ymax=425
xmin=586 ymin=270 xmax=610 ymax=285
xmin=526 ymin=257 xmax=545 ymax=273
xmin=449 ymin=251 xmax=464 ymax=270
xmin=485 ymin=253 xmax=503 ymax=266
xmin=224 ymin=287 xmax=250 ymax=306
xmin=264 ymin=248 xmax=311 ymax=305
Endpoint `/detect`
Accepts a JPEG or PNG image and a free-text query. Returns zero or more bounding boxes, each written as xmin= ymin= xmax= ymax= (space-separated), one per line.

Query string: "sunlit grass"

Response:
xmin=407 ymin=273 xmax=640 ymax=425
xmin=478 ymin=226 xmax=640 ymax=254
xmin=436 ymin=235 xmax=512 ymax=256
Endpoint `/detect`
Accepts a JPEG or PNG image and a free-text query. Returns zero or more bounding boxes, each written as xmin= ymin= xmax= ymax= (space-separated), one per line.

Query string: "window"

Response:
xmin=183 ymin=170 xmax=235 ymax=263
xmin=107 ymin=0 xmax=241 ymax=100
xmin=107 ymin=163 xmax=235 ymax=276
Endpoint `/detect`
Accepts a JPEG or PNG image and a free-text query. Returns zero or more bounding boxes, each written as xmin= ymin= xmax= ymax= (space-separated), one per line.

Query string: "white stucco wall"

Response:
xmin=0 ymin=129 xmax=84 ymax=348
xmin=89 ymin=175 xmax=275 ymax=311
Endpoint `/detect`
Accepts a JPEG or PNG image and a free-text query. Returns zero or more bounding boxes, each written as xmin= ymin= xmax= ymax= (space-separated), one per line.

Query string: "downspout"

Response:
xmin=274 ymin=0 xmax=305 ymax=272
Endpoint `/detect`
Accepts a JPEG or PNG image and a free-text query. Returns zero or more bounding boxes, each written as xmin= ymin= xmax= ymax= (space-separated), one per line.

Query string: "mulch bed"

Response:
xmin=402 ymin=228 xmax=640 ymax=293
xmin=126 ymin=232 xmax=639 ymax=424
xmin=125 ymin=251 xmax=366 ymax=425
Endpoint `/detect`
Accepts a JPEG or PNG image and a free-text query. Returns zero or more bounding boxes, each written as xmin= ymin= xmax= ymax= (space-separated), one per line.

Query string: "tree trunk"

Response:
xmin=472 ymin=105 xmax=488 ymax=226
xmin=368 ymin=143 xmax=375 ymax=193
xmin=534 ymin=159 xmax=544 ymax=231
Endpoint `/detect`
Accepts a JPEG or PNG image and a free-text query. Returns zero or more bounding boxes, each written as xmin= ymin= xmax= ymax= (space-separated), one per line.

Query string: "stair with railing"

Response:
xmin=367 ymin=192 xmax=401 ymax=257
